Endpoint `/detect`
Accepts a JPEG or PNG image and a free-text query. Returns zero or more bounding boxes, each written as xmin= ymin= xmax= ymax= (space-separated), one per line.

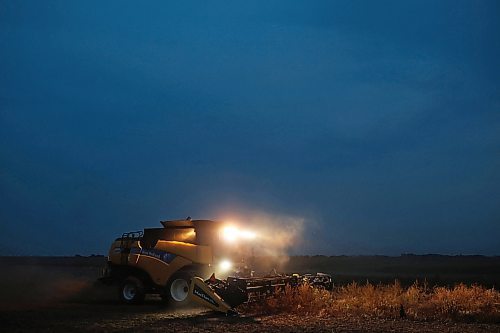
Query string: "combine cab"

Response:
xmin=100 ymin=218 xmax=332 ymax=314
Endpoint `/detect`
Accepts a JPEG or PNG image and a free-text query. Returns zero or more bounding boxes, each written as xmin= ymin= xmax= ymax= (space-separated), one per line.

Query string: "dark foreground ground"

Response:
xmin=0 ymin=255 xmax=499 ymax=332
xmin=2 ymin=303 xmax=500 ymax=333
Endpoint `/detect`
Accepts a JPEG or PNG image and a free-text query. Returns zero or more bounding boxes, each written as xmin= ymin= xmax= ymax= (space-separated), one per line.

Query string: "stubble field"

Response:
xmin=0 ymin=255 xmax=499 ymax=333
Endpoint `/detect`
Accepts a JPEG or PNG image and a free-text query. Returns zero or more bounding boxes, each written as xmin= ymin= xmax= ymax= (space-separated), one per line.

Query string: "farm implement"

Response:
xmin=190 ymin=272 xmax=333 ymax=314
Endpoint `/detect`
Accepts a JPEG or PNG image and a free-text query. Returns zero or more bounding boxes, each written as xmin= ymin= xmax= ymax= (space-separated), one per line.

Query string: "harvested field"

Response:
xmin=2 ymin=305 xmax=500 ymax=333
xmin=1 ymin=256 xmax=499 ymax=332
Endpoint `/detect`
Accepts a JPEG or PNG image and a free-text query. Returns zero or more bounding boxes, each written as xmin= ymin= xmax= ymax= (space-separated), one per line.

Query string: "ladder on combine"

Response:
xmin=119 ymin=231 xmax=143 ymax=265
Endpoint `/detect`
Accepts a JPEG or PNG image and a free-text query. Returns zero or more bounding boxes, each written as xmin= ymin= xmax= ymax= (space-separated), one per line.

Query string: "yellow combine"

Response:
xmin=100 ymin=218 xmax=332 ymax=314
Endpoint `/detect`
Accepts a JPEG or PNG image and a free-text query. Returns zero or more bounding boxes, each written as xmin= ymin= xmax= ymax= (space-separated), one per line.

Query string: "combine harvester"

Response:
xmin=100 ymin=218 xmax=332 ymax=314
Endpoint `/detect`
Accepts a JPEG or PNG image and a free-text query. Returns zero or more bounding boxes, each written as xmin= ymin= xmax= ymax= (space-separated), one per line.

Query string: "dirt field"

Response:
xmin=1 ymin=256 xmax=499 ymax=332
xmin=2 ymin=304 xmax=500 ymax=333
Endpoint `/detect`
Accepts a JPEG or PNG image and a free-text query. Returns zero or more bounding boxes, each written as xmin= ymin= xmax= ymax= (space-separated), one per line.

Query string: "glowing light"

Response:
xmin=219 ymin=259 xmax=232 ymax=272
xmin=222 ymin=226 xmax=239 ymax=242
xmin=221 ymin=225 xmax=258 ymax=242
xmin=239 ymin=230 xmax=256 ymax=240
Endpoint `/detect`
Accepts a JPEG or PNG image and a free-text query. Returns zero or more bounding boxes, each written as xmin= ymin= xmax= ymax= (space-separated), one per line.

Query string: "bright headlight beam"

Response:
xmin=219 ymin=259 xmax=232 ymax=272
xmin=239 ymin=230 xmax=256 ymax=240
xmin=222 ymin=226 xmax=238 ymax=242
xmin=221 ymin=226 xmax=257 ymax=242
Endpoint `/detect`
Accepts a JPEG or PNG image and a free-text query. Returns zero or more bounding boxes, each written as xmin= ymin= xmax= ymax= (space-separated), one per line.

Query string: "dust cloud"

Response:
xmin=218 ymin=211 xmax=308 ymax=273
xmin=0 ymin=257 xmax=110 ymax=310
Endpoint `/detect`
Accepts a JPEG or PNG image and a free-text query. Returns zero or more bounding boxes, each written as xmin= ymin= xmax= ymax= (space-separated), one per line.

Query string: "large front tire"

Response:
xmin=163 ymin=273 xmax=192 ymax=306
xmin=119 ymin=276 xmax=145 ymax=304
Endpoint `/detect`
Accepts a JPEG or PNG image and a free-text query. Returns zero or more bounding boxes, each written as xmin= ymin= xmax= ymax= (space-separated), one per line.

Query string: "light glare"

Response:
xmin=221 ymin=225 xmax=258 ymax=242
xmin=240 ymin=230 xmax=256 ymax=240
xmin=219 ymin=259 xmax=232 ymax=272
xmin=222 ymin=226 xmax=238 ymax=242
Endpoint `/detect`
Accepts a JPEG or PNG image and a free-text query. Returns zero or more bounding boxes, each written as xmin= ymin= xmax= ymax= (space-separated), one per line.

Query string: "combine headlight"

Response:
xmin=221 ymin=225 xmax=257 ymax=243
xmin=219 ymin=259 xmax=232 ymax=272
xmin=239 ymin=230 xmax=256 ymax=240
xmin=222 ymin=226 xmax=239 ymax=243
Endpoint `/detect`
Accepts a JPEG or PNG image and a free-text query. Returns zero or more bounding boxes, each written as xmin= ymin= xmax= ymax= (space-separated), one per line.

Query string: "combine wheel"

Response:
xmin=163 ymin=273 xmax=192 ymax=306
xmin=119 ymin=276 xmax=145 ymax=304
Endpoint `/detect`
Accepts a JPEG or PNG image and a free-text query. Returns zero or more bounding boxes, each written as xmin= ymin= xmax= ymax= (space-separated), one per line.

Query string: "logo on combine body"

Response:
xmin=131 ymin=248 xmax=176 ymax=264
xmin=193 ymin=285 xmax=219 ymax=307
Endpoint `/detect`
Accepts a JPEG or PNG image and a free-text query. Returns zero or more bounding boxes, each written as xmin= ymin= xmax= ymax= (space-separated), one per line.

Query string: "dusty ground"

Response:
xmin=2 ymin=302 xmax=500 ymax=333
xmin=0 ymin=256 xmax=499 ymax=332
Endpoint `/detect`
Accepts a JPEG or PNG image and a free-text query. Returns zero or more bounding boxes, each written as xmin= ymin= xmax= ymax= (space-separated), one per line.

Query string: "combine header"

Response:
xmin=100 ymin=218 xmax=332 ymax=314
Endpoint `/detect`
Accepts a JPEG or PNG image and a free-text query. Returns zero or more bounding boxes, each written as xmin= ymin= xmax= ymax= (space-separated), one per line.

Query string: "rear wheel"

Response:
xmin=119 ymin=276 xmax=145 ymax=304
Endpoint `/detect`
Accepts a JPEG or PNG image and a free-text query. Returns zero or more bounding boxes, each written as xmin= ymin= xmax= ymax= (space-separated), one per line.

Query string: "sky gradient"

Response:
xmin=1 ymin=0 xmax=499 ymax=255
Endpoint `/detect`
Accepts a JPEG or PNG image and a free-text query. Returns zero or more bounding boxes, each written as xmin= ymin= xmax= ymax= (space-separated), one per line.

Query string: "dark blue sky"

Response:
xmin=1 ymin=1 xmax=499 ymax=255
